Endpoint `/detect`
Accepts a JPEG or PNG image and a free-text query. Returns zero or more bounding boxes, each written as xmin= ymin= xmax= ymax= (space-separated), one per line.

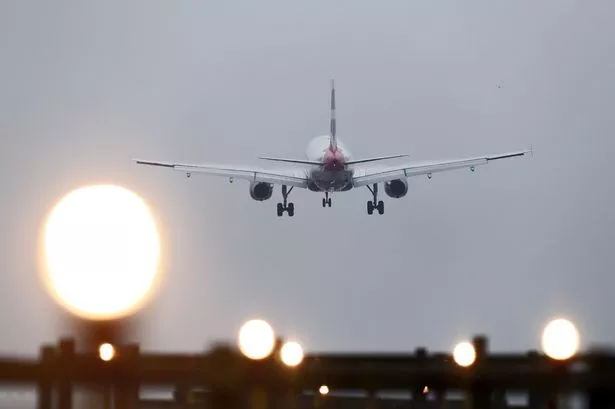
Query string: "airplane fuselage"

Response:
xmin=305 ymin=135 xmax=354 ymax=192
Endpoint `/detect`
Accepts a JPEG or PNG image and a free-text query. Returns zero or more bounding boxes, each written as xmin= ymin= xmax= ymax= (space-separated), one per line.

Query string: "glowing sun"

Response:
xmin=42 ymin=184 xmax=161 ymax=320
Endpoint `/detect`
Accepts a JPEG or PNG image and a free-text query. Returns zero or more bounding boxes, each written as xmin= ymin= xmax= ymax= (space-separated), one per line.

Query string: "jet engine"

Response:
xmin=384 ymin=179 xmax=408 ymax=198
xmin=249 ymin=182 xmax=273 ymax=201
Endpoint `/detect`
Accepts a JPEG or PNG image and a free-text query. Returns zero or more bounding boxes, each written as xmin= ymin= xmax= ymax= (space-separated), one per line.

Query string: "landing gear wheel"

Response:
xmin=366 ymin=183 xmax=384 ymax=215
xmin=277 ymin=185 xmax=295 ymax=217
xmin=367 ymin=201 xmax=374 ymax=215
xmin=323 ymin=193 xmax=333 ymax=208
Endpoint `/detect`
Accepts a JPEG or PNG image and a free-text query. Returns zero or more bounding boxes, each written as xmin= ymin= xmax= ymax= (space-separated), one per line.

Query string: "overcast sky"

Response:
xmin=1 ymin=0 xmax=614 ymax=356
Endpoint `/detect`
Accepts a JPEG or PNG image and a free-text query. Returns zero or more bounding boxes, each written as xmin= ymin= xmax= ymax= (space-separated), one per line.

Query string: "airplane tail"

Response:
xmin=258 ymin=80 xmax=410 ymax=166
xmin=329 ymin=79 xmax=337 ymax=151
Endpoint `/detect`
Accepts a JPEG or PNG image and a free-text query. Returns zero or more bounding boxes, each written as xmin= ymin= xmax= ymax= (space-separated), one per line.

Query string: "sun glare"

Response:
xmin=41 ymin=185 xmax=161 ymax=320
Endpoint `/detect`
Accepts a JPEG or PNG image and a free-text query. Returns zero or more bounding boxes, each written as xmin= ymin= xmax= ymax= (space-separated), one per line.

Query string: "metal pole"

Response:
xmin=57 ymin=338 xmax=75 ymax=409
xmin=366 ymin=390 xmax=378 ymax=409
xmin=37 ymin=345 xmax=54 ymax=409
xmin=114 ymin=344 xmax=139 ymax=409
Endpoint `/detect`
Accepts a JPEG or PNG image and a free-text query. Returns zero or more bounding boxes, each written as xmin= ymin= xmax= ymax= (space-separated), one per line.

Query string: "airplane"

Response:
xmin=133 ymin=80 xmax=531 ymax=217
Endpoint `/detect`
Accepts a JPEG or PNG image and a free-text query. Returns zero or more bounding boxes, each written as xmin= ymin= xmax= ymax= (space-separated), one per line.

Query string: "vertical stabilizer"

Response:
xmin=329 ymin=79 xmax=337 ymax=151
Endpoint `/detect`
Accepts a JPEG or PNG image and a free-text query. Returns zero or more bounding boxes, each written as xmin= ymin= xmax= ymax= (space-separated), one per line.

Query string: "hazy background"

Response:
xmin=0 ymin=0 xmax=613 ymax=355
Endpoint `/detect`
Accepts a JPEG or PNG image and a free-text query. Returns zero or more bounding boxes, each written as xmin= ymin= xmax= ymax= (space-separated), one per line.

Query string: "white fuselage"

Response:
xmin=304 ymin=135 xmax=354 ymax=192
xmin=305 ymin=135 xmax=352 ymax=162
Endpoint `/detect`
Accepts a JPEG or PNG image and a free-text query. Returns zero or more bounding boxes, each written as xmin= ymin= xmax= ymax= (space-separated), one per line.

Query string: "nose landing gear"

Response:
xmin=322 ymin=192 xmax=332 ymax=208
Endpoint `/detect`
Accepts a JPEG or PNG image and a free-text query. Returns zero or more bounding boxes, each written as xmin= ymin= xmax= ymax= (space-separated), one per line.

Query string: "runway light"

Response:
xmin=98 ymin=343 xmax=115 ymax=361
xmin=541 ymin=318 xmax=580 ymax=360
xmin=40 ymin=184 xmax=162 ymax=320
xmin=280 ymin=341 xmax=304 ymax=367
xmin=319 ymin=385 xmax=329 ymax=396
xmin=238 ymin=319 xmax=276 ymax=360
xmin=453 ymin=341 xmax=477 ymax=367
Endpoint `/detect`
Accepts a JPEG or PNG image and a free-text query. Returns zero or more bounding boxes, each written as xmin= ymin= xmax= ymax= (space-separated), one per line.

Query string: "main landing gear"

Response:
xmin=322 ymin=192 xmax=332 ymax=208
xmin=366 ymin=183 xmax=384 ymax=215
xmin=277 ymin=185 xmax=294 ymax=217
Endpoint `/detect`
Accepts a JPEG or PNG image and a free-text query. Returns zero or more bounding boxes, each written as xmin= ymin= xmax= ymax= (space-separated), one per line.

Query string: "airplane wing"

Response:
xmin=133 ymin=159 xmax=309 ymax=188
xmin=352 ymin=150 xmax=531 ymax=187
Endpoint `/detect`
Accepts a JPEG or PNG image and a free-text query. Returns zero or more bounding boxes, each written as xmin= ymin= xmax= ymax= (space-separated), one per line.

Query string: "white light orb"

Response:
xmin=453 ymin=341 xmax=477 ymax=367
xmin=98 ymin=343 xmax=115 ymax=361
xmin=280 ymin=341 xmax=304 ymax=367
xmin=319 ymin=385 xmax=329 ymax=396
xmin=238 ymin=319 xmax=276 ymax=360
xmin=541 ymin=318 xmax=580 ymax=360
xmin=41 ymin=184 xmax=162 ymax=320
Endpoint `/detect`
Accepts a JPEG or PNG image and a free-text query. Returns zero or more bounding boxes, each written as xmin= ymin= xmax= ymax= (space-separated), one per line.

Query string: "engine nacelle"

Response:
xmin=384 ymin=179 xmax=408 ymax=198
xmin=249 ymin=182 xmax=273 ymax=201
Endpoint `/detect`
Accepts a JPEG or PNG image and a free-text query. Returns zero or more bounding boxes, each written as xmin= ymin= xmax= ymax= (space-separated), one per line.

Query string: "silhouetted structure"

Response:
xmin=141 ymin=393 xmax=471 ymax=409
xmin=0 ymin=335 xmax=611 ymax=409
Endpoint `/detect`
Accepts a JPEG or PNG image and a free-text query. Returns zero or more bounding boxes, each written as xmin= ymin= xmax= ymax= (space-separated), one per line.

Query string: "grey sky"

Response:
xmin=1 ymin=0 xmax=614 ymax=356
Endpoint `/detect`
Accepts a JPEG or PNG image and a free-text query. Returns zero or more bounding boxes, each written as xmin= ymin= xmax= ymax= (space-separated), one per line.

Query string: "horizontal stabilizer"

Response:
xmin=258 ymin=157 xmax=322 ymax=165
xmin=345 ymin=154 xmax=409 ymax=165
xmin=259 ymin=154 xmax=408 ymax=166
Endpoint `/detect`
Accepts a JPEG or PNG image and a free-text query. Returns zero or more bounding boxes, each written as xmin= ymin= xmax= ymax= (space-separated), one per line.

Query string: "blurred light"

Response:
xmin=453 ymin=341 xmax=477 ymax=367
xmin=98 ymin=343 xmax=115 ymax=361
xmin=319 ymin=385 xmax=329 ymax=396
xmin=40 ymin=184 xmax=162 ymax=320
xmin=423 ymin=386 xmax=429 ymax=394
xmin=541 ymin=318 xmax=580 ymax=360
xmin=238 ymin=319 xmax=276 ymax=360
xmin=280 ymin=341 xmax=304 ymax=367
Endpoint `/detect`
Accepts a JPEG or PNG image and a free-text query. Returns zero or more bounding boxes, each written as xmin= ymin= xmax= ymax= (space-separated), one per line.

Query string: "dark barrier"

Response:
xmin=0 ymin=335 xmax=612 ymax=409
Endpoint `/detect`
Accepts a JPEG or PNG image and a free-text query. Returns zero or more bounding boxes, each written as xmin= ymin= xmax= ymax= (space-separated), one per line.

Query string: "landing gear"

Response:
xmin=366 ymin=184 xmax=384 ymax=215
xmin=322 ymin=192 xmax=332 ymax=208
xmin=277 ymin=185 xmax=295 ymax=217
xmin=367 ymin=200 xmax=384 ymax=215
